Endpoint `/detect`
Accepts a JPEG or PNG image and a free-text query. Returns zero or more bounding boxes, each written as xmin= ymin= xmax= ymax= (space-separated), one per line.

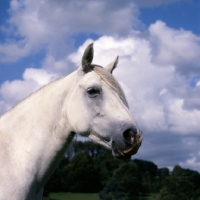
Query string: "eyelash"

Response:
xmin=87 ymin=87 xmax=100 ymax=98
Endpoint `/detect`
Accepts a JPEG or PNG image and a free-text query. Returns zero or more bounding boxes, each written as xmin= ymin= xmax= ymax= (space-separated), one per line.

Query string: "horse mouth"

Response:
xmin=112 ymin=134 xmax=143 ymax=159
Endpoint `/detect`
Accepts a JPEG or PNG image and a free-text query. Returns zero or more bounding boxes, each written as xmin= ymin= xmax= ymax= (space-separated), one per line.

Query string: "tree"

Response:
xmin=94 ymin=153 xmax=124 ymax=187
xmin=153 ymin=167 xmax=170 ymax=192
xmin=99 ymin=162 xmax=142 ymax=200
xmin=99 ymin=178 xmax=130 ymax=200
xmin=44 ymin=156 xmax=70 ymax=194
xmin=157 ymin=176 xmax=193 ymax=200
xmin=132 ymin=159 xmax=158 ymax=193
xmin=63 ymin=152 xmax=101 ymax=193
xmin=43 ymin=141 xmax=200 ymax=199
xmin=157 ymin=165 xmax=200 ymax=200
xmin=68 ymin=140 xmax=111 ymax=159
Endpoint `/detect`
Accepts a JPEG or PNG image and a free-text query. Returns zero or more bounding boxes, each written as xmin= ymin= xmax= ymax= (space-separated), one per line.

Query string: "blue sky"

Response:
xmin=140 ymin=0 xmax=200 ymax=35
xmin=0 ymin=0 xmax=199 ymax=82
xmin=0 ymin=0 xmax=199 ymax=83
xmin=0 ymin=0 xmax=200 ymax=171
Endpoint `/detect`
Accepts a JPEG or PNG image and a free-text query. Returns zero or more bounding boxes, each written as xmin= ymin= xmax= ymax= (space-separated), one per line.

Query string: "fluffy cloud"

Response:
xmin=0 ymin=0 xmax=140 ymax=62
xmin=0 ymin=68 xmax=56 ymax=113
xmin=179 ymin=138 xmax=200 ymax=171
xmin=149 ymin=21 xmax=200 ymax=76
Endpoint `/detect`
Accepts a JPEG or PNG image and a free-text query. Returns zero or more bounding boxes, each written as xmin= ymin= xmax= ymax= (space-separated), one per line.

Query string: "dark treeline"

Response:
xmin=44 ymin=141 xmax=200 ymax=200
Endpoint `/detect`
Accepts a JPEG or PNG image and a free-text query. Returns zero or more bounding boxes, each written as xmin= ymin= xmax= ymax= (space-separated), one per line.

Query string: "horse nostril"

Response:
xmin=123 ymin=129 xmax=133 ymax=145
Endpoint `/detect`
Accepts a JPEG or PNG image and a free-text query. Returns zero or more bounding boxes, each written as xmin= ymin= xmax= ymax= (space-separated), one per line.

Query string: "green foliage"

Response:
xmin=132 ymin=159 xmax=158 ymax=194
xmin=67 ymin=141 xmax=111 ymax=159
xmin=157 ymin=176 xmax=193 ymax=200
xmin=152 ymin=167 xmax=170 ymax=192
xmin=99 ymin=178 xmax=130 ymax=200
xmin=94 ymin=153 xmax=124 ymax=187
xmin=64 ymin=152 xmax=101 ymax=193
xmin=157 ymin=165 xmax=200 ymax=200
xmin=99 ymin=160 xmax=158 ymax=199
xmin=44 ymin=157 xmax=70 ymax=194
xmin=44 ymin=141 xmax=200 ymax=200
xmin=113 ymin=162 xmax=141 ymax=196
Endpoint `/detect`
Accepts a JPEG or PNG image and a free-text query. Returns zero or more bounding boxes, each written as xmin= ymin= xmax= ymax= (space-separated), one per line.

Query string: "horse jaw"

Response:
xmin=88 ymin=134 xmax=111 ymax=149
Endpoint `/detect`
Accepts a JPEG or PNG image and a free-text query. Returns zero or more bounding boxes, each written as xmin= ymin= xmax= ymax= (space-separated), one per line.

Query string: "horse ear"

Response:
xmin=104 ymin=56 xmax=118 ymax=74
xmin=82 ymin=43 xmax=94 ymax=72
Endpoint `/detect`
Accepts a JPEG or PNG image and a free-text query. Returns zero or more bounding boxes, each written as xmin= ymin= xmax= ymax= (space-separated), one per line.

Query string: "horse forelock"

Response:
xmin=92 ymin=65 xmax=129 ymax=108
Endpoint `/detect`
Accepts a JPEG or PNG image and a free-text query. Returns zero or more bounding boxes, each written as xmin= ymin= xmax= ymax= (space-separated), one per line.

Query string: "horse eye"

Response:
xmin=87 ymin=87 xmax=100 ymax=98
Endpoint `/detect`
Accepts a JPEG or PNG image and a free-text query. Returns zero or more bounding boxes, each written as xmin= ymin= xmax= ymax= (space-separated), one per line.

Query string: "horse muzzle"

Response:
xmin=112 ymin=129 xmax=143 ymax=159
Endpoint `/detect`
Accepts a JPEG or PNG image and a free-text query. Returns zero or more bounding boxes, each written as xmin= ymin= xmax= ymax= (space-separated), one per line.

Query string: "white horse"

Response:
xmin=0 ymin=43 xmax=142 ymax=200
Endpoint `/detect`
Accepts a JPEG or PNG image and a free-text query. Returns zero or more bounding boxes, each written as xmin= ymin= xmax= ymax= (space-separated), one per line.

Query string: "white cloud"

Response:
xmin=23 ymin=68 xmax=57 ymax=85
xmin=0 ymin=68 xmax=56 ymax=113
xmin=180 ymin=156 xmax=200 ymax=171
xmin=149 ymin=21 xmax=200 ymax=76
xmin=179 ymin=138 xmax=200 ymax=171
xmin=0 ymin=0 xmax=141 ymax=62
xmin=168 ymin=99 xmax=200 ymax=134
xmin=41 ymin=54 xmax=74 ymax=75
xmin=159 ymin=88 xmax=168 ymax=96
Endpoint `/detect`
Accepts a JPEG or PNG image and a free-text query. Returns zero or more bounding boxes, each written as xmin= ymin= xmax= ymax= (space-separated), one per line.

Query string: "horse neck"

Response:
xmin=0 ymin=71 xmax=76 ymax=199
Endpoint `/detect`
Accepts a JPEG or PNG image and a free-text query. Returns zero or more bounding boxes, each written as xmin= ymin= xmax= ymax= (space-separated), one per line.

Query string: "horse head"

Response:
xmin=66 ymin=43 xmax=142 ymax=159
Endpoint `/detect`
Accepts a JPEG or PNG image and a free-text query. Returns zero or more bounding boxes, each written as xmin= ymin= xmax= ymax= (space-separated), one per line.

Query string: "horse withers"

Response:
xmin=0 ymin=43 xmax=142 ymax=200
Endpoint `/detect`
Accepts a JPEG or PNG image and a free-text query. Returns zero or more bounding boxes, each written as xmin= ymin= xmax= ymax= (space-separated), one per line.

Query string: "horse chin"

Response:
xmin=111 ymin=145 xmax=132 ymax=160
xmin=111 ymin=141 xmax=129 ymax=159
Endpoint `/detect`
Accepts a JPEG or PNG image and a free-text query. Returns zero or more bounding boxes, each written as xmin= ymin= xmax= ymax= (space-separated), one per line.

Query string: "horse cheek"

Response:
xmin=66 ymin=96 xmax=92 ymax=136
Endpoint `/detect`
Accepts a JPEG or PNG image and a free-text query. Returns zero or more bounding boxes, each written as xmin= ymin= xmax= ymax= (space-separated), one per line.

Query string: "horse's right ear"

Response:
xmin=82 ymin=43 xmax=94 ymax=72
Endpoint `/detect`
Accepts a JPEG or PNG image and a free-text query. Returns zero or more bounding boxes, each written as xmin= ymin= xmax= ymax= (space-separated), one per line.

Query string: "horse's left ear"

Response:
xmin=104 ymin=56 xmax=119 ymax=74
xmin=82 ymin=43 xmax=94 ymax=72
